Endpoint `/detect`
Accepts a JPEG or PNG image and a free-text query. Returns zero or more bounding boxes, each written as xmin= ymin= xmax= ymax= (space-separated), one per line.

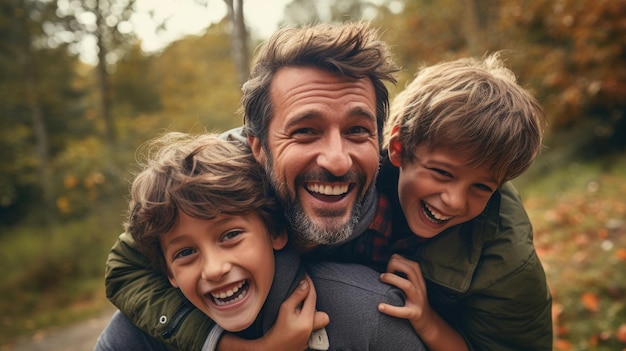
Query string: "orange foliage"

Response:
xmin=616 ymin=324 xmax=626 ymax=343
xmin=581 ymin=292 xmax=600 ymax=313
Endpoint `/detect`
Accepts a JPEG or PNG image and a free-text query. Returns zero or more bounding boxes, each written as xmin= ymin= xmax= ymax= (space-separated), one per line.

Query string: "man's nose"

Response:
xmin=316 ymin=132 xmax=352 ymax=176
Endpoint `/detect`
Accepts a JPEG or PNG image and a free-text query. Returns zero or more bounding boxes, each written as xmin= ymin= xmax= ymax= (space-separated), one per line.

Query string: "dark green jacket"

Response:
xmin=383 ymin=175 xmax=553 ymax=350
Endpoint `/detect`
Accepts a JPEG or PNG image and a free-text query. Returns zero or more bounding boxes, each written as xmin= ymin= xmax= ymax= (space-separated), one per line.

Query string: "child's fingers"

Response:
xmin=378 ymin=302 xmax=412 ymax=319
xmin=313 ymin=311 xmax=330 ymax=330
xmin=380 ymin=269 xmax=415 ymax=293
xmin=299 ymin=275 xmax=317 ymax=314
xmin=386 ymin=254 xmax=426 ymax=289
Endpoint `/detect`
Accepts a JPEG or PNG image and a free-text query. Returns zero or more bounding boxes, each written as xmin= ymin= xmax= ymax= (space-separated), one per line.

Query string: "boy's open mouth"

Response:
xmin=422 ymin=201 xmax=453 ymax=224
xmin=210 ymin=280 xmax=249 ymax=306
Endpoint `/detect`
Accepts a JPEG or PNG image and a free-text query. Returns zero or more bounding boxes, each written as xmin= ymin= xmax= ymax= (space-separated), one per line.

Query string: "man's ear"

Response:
xmin=272 ymin=229 xmax=288 ymax=251
xmin=248 ymin=135 xmax=267 ymax=165
xmin=388 ymin=127 xmax=403 ymax=168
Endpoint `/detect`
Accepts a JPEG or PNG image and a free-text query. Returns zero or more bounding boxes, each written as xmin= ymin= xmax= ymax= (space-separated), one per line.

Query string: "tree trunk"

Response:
xmin=16 ymin=0 xmax=53 ymax=228
xmin=225 ymin=0 xmax=249 ymax=86
xmin=95 ymin=0 xmax=116 ymax=143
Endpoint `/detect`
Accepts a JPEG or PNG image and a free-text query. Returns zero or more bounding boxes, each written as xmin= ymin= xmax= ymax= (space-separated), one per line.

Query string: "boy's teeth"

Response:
xmin=308 ymin=184 xmax=348 ymax=195
xmin=212 ymin=281 xmax=244 ymax=299
xmin=424 ymin=203 xmax=452 ymax=221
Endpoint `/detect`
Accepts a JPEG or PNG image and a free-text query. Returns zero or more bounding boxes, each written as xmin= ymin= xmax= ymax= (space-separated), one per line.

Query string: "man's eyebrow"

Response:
xmin=283 ymin=111 xmax=322 ymax=130
xmin=284 ymin=107 xmax=376 ymax=130
xmin=348 ymin=106 xmax=376 ymax=121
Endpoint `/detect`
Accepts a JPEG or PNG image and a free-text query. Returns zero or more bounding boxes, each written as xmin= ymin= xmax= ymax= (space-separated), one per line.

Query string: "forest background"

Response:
xmin=1 ymin=0 xmax=625 ymax=350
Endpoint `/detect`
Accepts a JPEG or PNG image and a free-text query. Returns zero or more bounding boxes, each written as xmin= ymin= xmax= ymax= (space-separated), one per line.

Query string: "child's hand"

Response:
xmin=262 ymin=274 xmax=330 ymax=350
xmin=378 ymin=254 xmax=434 ymax=334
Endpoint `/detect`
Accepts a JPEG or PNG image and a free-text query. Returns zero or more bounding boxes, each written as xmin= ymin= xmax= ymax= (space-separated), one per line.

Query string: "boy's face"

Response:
xmin=249 ymin=66 xmax=379 ymax=247
xmin=161 ymin=211 xmax=287 ymax=332
xmin=389 ymin=135 xmax=499 ymax=239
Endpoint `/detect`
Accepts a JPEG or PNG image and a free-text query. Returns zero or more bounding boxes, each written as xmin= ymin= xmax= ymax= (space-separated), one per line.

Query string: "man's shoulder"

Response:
xmin=306 ymin=261 xmax=402 ymax=302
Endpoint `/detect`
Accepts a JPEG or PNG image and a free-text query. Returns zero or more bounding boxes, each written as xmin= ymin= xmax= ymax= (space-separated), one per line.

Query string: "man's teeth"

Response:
xmin=308 ymin=184 xmax=349 ymax=195
xmin=212 ymin=281 xmax=244 ymax=300
xmin=424 ymin=203 xmax=452 ymax=221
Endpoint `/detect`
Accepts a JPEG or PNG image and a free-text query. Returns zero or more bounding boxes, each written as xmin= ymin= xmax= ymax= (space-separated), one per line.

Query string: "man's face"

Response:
xmin=249 ymin=66 xmax=379 ymax=247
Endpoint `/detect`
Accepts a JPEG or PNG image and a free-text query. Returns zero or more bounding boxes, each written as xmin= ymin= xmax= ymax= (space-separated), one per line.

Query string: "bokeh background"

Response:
xmin=1 ymin=0 xmax=625 ymax=350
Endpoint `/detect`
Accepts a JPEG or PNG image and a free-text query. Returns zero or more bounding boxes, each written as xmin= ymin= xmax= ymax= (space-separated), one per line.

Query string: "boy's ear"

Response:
xmin=272 ymin=229 xmax=288 ymax=251
xmin=167 ymin=274 xmax=179 ymax=288
xmin=388 ymin=130 xmax=403 ymax=168
xmin=248 ymin=136 xmax=267 ymax=165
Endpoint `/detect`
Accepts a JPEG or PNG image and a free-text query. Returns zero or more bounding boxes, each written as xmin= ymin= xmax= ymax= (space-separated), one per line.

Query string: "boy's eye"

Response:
xmin=432 ymin=168 xmax=452 ymax=177
xmin=222 ymin=230 xmax=243 ymax=242
xmin=174 ymin=248 xmax=195 ymax=259
xmin=474 ymin=183 xmax=495 ymax=193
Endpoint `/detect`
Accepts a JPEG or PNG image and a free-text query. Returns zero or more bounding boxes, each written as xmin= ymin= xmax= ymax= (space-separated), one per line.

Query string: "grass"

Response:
xmin=0 ymin=200 xmax=125 ymax=345
xmin=0 ymin=153 xmax=625 ymax=349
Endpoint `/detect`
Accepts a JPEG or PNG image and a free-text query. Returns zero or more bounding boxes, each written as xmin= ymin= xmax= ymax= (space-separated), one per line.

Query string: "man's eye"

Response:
xmin=346 ymin=126 xmax=370 ymax=135
xmin=292 ymin=128 xmax=314 ymax=136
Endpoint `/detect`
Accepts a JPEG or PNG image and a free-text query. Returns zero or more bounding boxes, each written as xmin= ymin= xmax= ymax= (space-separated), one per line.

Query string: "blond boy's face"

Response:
xmin=161 ymin=211 xmax=287 ymax=332
xmin=389 ymin=135 xmax=499 ymax=239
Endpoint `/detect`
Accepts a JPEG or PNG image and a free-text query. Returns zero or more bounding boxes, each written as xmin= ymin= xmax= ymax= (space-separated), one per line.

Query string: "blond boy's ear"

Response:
xmin=272 ymin=229 xmax=288 ymax=251
xmin=248 ymin=135 xmax=267 ymax=165
xmin=388 ymin=125 xmax=403 ymax=168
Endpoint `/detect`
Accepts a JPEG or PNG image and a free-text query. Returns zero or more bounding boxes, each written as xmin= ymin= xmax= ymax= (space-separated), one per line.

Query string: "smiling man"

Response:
xmin=250 ymin=66 xmax=380 ymax=247
xmin=96 ymin=22 xmax=403 ymax=351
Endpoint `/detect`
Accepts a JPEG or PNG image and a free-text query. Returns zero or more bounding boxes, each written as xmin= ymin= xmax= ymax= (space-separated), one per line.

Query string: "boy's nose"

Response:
xmin=201 ymin=255 xmax=231 ymax=281
xmin=442 ymin=186 xmax=467 ymax=212
xmin=316 ymin=133 xmax=352 ymax=176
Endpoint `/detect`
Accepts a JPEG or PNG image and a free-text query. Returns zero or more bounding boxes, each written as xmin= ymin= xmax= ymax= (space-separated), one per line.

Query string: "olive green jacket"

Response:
xmin=390 ymin=182 xmax=553 ymax=351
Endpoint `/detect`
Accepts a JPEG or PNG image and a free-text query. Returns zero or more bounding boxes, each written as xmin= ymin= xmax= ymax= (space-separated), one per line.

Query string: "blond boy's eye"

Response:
xmin=475 ymin=183 xmax=495 ymax=192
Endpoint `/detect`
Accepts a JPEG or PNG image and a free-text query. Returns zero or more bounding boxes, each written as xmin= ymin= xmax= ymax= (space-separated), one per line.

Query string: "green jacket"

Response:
xmin=105 ymin=232 xmax=216 ymax=350
xmin=390 ymin=182 xmax=553 ymax=351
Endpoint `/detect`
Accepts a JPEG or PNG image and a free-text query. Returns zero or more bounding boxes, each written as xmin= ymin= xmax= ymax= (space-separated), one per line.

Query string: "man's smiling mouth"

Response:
xmin=307 ymin=183 xmax=350 ymax=196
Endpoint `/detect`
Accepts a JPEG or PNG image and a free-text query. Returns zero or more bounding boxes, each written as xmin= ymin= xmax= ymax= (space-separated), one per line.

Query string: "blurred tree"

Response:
xmin=146 ymin=22 xmax=242 ymax=133
xmin=282 ymin=0 xmax=378 ymax=25
xmin=0 ymin=0 xmax=86 ymax=226
xmin=501 ymin=0 xmax=626 ymax=157
xmin=375 ymin=0 xmax=626 ymax=158
xmin=55 ymin=0 xmax=137 ymax=143
xmin=112 ymin=43 xmax=161 ymax=115
xmin=225 ymin=0 xmax=249 ymax=86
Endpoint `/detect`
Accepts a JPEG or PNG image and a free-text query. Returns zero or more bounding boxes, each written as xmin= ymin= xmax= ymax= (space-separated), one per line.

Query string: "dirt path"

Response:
xmin=2 ymin=307 xmax=116 ymax=351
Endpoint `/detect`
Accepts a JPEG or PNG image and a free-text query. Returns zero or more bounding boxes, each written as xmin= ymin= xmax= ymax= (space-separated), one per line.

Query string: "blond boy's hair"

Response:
xmin=385 ymin=53 xmax=546 ymax=183
xmin=125 ymin=132 xmax=282 ymax=272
